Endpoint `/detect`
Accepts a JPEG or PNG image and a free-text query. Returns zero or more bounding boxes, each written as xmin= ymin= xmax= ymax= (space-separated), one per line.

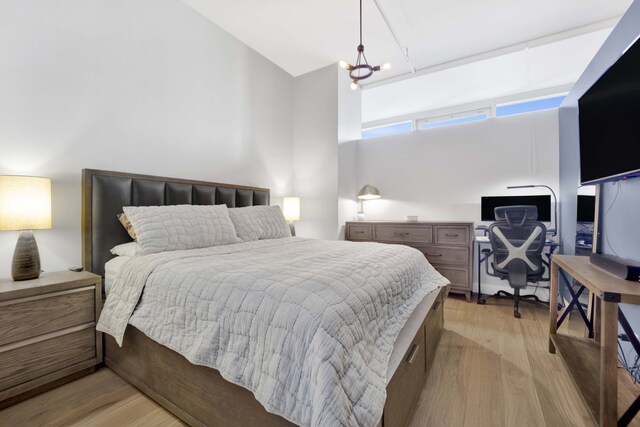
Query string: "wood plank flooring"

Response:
xmin=1 ymin=296 xmax=638 ymax=426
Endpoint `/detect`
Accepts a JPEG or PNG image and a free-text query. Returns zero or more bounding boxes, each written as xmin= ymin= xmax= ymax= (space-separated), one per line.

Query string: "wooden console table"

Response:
xmin=549 ymin=255 xmax=640 ymax=426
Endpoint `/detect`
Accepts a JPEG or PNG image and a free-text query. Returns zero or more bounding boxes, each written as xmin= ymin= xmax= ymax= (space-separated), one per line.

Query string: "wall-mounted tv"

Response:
xmin=578 ymin=37 xmax=640 ymax=185
xmin=481 ymin=195 xmax=551 ymax=222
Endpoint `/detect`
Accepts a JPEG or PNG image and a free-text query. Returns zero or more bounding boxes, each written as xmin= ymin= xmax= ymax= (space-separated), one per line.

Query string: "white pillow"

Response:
xmin=228 ymin=206 xmax=292 ymax=242
xmin=123 ymin=204 xmax=240 ymax=255
xmin=110 ymin=242 xmax=141 ymax=257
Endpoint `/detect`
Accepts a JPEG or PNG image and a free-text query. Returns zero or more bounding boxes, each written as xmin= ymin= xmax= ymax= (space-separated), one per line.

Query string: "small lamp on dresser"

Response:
xmin=357 ymin=184 xmax=381 ymax=220
xmin=283 ymin=196 xmax=300 ymax=236
xmin=0 ymin=176 xmax=52 ymax=281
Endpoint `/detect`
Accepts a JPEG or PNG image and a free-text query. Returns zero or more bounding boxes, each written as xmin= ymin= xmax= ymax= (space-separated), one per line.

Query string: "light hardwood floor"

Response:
xmin=1 ymin=296 xmax=638 ymax=426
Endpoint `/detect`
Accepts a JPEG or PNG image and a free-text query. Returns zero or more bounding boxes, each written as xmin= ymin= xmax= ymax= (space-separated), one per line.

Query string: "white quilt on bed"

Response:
xmin=97 ymin=237 xmax=449 ymax=427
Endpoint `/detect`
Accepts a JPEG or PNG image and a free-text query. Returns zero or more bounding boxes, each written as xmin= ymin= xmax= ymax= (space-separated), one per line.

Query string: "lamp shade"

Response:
xmin=357 ymin=185 xmax=381 ymax=200
xmin=282 ymin=197 xmax=300 ymax=221
xmin=0 ymin=176 xmax=52 ymax=231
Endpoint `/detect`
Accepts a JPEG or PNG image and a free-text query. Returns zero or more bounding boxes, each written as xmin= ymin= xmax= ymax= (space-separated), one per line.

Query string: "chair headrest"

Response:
xmin=494 ymin=205 xmax=538 ymax=227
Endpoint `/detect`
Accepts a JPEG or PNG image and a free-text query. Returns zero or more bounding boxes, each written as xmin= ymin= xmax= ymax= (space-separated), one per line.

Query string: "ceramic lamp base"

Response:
xmin=11 ymin=230 xmax=41 ymax=281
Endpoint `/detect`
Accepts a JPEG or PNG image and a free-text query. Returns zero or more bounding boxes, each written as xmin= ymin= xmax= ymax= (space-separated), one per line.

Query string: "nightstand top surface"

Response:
xmin=0 ymin=271 xmax=101 ymax=301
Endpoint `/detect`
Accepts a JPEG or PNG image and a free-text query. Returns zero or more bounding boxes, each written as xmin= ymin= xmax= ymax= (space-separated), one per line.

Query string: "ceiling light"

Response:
xmin=339 ymin=0 xmax=390 ymax=89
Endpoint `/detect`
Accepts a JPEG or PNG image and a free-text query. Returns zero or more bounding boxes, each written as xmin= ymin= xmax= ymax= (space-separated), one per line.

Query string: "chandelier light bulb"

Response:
xmin=350 ymin=81 xmax=359 ymax=91
xmin=381 ymin=62 xmax=392 ymax=71
xmin=339 ymin=60 xmax=349 ymax=70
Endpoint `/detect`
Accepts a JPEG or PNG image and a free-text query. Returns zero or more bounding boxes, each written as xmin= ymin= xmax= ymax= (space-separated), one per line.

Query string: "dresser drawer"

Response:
xmin=435 ymin=266 xmax=470 ymax=291
xmin=0 ymin=288 xmax=95 ymax=347
xmin=347 ymin=224 xmax=372 ymax=240
xmin=384 ymin=324 xmax=426 ymax=427
xmin=417 ymin=246 xmax=469 ymax=266
xmin=435 ymin=226 xmax=470 ymax=246
xmin=375 ymin=225 xmax=433 ymax=243
xmin=0 ymin=326 xmax=95 ymax=391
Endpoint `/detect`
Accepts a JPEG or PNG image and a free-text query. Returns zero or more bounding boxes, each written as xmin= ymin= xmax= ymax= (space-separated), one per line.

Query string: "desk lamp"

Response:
xmin=0 ymin=176 xmax=52 ymax=281
xmin=507 ymin=184 xmax=557 ymax=237
xmin=282 ymin=197 xmax=300 ymax=236
xmin=357 ymin=185 xmax=381 ymax=220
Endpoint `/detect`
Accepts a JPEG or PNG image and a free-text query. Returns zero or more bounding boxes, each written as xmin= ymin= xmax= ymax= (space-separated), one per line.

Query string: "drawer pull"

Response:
xmin=394 ymin=232 xmax=411 ymax=236
xmin=406 ymin=344 xmax=420 ymax=365
xmin=353 ymin=231 xmax=365 ymax=234
xmin=445 ymin=233 xmax=459 ymax=237
xmin=427 ymin=253 xmax=443 ymax=257
xmin=432 ymin=300 xmax=441 ymax=311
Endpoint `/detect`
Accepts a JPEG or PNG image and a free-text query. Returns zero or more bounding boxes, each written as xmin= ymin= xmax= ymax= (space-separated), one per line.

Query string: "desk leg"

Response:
xmin=549 ymin=261 xmax=559 ymax=354
xmin=600 ymin=300 xmax=618 ymax=427
xmin=477 ymin=241 xmax=482 ymax=303
xmin=593 ymin=297 xmax=602 ymax=344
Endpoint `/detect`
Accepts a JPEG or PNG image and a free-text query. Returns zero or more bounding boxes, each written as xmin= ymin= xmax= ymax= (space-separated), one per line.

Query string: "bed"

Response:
xmin=82 ymin=169 xmax=449 ymax=427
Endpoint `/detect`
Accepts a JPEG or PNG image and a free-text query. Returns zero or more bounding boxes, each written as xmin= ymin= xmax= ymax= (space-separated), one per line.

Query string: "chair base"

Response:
xmin=478 ymin=289 xmax=547 ymax=318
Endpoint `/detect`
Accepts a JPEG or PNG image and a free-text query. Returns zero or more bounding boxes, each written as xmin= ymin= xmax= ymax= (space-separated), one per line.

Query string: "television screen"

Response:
xmin=578 ymin=37 xmax=640 ymax=184
xmin=481 ymin=195 xmax=551 ymax=222
xmin=577 ymin=195 xmax=596 ymax=223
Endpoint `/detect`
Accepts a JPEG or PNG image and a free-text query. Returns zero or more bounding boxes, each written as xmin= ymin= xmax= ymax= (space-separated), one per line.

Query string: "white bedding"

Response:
xmin=97 ymin=237 xmax=449 ymax=427
xmin=104 ymin=256 xmax=132 ymax=295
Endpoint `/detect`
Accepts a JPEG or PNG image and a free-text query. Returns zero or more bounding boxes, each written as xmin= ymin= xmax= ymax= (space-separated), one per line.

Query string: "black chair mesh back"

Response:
xmin=489 ymin=205 xmax=546 ymax=288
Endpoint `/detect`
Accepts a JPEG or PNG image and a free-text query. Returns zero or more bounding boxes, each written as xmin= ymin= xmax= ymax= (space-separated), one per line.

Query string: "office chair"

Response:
xmin=479 ymin=206 xmax=547 ymax=318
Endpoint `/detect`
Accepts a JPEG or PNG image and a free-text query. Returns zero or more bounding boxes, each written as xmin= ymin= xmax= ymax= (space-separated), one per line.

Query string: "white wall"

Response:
xmin=293 ymin=66 xmax=361 ymax=240
xmin=293 ymin=66 xmax=339 ymax=240
xmin=337 ymin=72 xmax=362 ymax=240
xmin=0 ymin=0 xmax=294 ymax=278
xmin=353 ymin=109 xmax=560 ymax=292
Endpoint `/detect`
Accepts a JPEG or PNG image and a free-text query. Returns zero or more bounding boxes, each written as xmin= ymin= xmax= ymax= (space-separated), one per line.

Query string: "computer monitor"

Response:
xmin=577 ymin=195 xmax=596 ymax=223
xmin=481 ymin=195 xmax=551 ymax=222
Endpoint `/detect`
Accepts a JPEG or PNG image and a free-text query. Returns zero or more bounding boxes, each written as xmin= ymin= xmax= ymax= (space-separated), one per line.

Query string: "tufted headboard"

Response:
xmin=81 ymin=169 xmax=270 ymax=277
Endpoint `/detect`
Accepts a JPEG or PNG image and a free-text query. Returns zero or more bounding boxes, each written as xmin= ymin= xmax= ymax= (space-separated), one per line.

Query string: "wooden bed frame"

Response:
xmin=82 ymin=169 xmax=447 ymax=427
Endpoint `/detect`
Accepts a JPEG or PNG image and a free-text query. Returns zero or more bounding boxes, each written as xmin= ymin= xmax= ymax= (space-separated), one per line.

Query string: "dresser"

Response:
xmin=345 ymin=221 xmax=474 ymax=301
xmin=0 ymin=271 xmax=102 ymax=408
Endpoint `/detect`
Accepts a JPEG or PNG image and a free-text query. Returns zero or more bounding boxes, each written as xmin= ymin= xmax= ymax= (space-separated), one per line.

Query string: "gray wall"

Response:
xmin=0 ymin=0 xmax=295 ymax=277
xmin=559 ymin=0 xmax=640 ymax=364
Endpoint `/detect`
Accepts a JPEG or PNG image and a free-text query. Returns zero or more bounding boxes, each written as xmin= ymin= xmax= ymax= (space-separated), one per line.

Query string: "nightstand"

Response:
xmin=0 ymin=271 xmax=102 ymax=408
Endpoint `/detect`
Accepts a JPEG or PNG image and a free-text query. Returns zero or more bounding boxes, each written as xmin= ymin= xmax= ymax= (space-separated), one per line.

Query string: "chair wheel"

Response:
xmin=514 ymin=311 xmax=521 ymax=319
xmin=478 ymin=299 xmax=486 ymax=305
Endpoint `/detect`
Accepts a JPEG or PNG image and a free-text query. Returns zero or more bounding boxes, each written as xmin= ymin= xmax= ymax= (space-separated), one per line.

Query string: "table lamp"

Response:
xmin=0 ymin=176 xmax=52 ymax=281
xmin=282 ymin=197 xmax=300 ymax=236
xmin=357 ymin=185 xmax=381 ymax=220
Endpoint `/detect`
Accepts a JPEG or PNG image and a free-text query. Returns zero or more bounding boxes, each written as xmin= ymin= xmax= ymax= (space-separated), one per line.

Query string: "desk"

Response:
xmin=549 ymin=255 xmax=640 ymax=426
xmin=475 ymin=236 xmax=561 ymax=303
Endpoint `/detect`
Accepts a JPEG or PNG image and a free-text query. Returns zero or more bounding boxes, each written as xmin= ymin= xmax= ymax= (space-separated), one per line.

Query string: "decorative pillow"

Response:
xmin=122 ymin=205 xmax=240 ymax=255
xmin=117 ymin=213 xmax=137 ymax=240
xmin=110 ymin=242 xmax=141 ymax=257
xmin=228 ymin=205 xmax=292 ymax=242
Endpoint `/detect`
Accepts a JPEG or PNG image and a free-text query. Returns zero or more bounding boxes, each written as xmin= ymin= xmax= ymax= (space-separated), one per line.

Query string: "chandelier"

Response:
xmin=339 ymin=0 xmax=391 ymax=90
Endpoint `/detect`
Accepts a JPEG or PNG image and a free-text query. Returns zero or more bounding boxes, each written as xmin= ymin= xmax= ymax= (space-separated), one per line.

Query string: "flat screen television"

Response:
xmin=481 ymin=195 xmax=551 ymax=222
xmin=578 ymin=37 xmax=640 ymax=185
xmin=576 ymin=195 xmax=596 ymax=223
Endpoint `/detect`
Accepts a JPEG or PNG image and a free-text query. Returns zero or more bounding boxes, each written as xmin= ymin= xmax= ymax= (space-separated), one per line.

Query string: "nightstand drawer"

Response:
xmin=0 ymin=326 xmax=95 ymax=390
xmin=375 ymin=225 xmax=433 ymax=243
xmin=417 ymin=246 xmax=469 ymax=266
xmin=434 ymin=226 xmax=470 ymax=245
xmin=347 ymin=224 xmax=372 ymax=240
xmin=0 ymin=288 xmax=95 ymax=347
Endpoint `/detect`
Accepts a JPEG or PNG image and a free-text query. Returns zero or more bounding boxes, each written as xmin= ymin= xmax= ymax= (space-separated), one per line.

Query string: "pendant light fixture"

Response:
xmin=339 ymin=0 xmax=391 ymax=90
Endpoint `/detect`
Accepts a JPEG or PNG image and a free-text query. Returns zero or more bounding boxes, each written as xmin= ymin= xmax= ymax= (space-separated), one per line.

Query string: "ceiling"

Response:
xmin=180 ymin=0 xmax=632 ymax=83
